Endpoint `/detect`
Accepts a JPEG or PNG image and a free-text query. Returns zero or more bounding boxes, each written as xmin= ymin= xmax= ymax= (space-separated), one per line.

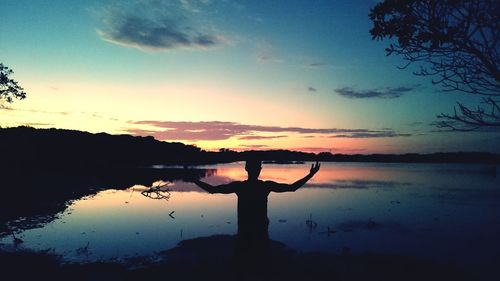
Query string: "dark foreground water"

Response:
xmin=1 ymin=162 xmax=499 ymax=278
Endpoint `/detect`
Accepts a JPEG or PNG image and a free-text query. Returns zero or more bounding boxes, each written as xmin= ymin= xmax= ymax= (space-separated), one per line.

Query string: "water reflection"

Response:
xmin=0 ymin=167 xmax=213 ymax=235
xmin=0 ymin=162 xmax=499 ymax=278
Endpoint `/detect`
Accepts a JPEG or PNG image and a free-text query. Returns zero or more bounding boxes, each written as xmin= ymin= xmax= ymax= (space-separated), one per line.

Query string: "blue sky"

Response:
xmin=1 ymin=0 xmax=498 ymax=153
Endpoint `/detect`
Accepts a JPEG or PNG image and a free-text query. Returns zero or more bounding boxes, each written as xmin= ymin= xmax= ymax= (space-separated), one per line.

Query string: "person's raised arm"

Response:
xmin=268 ymin=162 xmax=320 ymax=193
xmin=192 ymin=179 xmax=237 ymax=194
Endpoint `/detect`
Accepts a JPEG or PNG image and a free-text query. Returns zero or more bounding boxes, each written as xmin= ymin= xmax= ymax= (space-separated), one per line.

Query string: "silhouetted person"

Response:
xmin=192 ymin=160 xmax=320 ymax=274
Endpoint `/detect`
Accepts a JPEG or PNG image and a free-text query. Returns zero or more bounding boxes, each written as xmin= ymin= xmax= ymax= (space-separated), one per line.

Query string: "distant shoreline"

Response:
xmin=1 ymin=126 xmax=499 ymax=170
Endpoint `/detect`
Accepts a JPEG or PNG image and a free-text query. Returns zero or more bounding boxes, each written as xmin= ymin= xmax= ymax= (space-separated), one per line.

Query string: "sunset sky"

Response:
xmin=1 ymin=0 xmax=498 ymax=153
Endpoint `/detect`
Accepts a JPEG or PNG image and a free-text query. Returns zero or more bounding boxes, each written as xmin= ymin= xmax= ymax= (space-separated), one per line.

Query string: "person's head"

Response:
xmin=245 ymin=159 xmax=262 ymax=180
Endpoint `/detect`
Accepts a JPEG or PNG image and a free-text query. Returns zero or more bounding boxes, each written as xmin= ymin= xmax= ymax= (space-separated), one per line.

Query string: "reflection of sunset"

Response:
xmin=73 ymin=188 xmax=236 ymax=214
xmin=214 ymin=166 xmax=248 ymax=181
xmin=73 ymin=163 xmax=400 ymax=215
xmin=211 ymin=163 xmax=405 ymax=185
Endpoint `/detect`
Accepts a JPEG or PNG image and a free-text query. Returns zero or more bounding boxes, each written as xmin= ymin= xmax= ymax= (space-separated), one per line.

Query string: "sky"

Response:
xmin=1 ymin=0 xmax=498 ymax=154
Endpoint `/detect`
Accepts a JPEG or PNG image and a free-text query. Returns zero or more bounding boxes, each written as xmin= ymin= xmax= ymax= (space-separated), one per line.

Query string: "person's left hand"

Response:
xmin=310 ymin=162 xmax=320 ymax=175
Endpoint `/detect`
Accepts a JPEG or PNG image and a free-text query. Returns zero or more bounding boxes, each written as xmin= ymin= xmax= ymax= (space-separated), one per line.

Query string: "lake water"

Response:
xmin=1 ymin=162 xmax=499 ymax=272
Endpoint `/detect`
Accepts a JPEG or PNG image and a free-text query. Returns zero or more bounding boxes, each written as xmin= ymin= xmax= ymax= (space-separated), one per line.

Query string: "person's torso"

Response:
xmin=235 ymin=181 xmax=270 ymax=230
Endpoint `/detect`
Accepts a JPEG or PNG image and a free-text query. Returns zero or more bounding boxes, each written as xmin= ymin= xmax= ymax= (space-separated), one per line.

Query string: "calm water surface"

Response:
xmin=2 ymin=162 xmax=499 ymax=269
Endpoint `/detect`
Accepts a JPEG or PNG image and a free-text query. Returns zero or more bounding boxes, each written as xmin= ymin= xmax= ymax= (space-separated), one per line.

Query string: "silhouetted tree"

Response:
xmin=369 ymin=0 xmax=499 ymax=130
xmin=0 ymin=63 xmax=26 ymax=107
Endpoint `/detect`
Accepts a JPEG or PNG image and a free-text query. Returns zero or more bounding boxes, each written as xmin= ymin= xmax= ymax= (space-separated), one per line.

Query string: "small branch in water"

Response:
xmin=169 ymin=211 xmax=175 ymax=219
xmin=306 ymin=213 xmax=318 ymax=232
xmin=141 ymin=181 xmax=172 ymax=201
xmin=319 ymin=227 xmax=337 ymax=237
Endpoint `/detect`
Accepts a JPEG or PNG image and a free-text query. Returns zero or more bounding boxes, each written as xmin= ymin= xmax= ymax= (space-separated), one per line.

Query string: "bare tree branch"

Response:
xmin=436 ymin=98 xmax=500 ymax=130
xmin=370 ymin=0 xmax=500 ymax=130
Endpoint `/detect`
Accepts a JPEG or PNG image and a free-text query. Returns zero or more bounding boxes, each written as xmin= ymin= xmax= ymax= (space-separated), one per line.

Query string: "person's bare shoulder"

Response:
xmin=226 ymin=180 xmax=244 ymax=187
xmin=263 ymin=180 xmax=278 ymax=184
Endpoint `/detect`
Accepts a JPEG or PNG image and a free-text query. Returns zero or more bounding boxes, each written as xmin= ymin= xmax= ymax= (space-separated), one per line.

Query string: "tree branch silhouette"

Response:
xmin=141 ymin=181 xmax=172 ymax=201
xmin=0 ymin=63 xmax=26 ymax=107
xmin=370 ymin=0 xmax=499 ymax=130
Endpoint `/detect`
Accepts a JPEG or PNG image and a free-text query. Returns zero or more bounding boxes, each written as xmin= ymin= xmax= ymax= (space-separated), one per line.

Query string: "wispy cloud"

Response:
xmin=238 ymin=135 xmax=287 ymax=140
xmin=256 ymin=43 xmax=283 ymax=64
xmin=304 ymin=62 xmax=328 ymax=68
xmin=408 ymin=121 xmax=424 ymax=126
xmin=332 ymin=132 xmax=412 ymax=138
xmin=289 ymin=147 xmax=334 ymax=153
xmin=20 ymin=122 xmax=54 ymax=127
xmin=126 ymin=120 xmax=411 ymax=141
xmin=179 ymin=0 xmax=205 ymax=13
xmin=335 ymin=85 xmax=419 ymax=99
xmin=239 ymin=144 xmax=268 ymax=149
xmin=0 ymin=107 xmax=69 ymax=115
xmin=96 ymin=0 xmax=224 ymax=51
xmin=1 ymin=107 xmax=121 ymax=122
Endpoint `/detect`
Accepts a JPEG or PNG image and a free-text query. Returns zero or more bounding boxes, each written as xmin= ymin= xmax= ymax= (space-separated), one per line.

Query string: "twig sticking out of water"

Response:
xmin=319 ymin=227 xmax=337 ymax=237
xmin=306 ymin=213 xmax=318 ymax=232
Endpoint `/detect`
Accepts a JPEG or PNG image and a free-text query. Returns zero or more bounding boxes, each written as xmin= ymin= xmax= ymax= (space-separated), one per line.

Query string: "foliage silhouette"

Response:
xmin=0 ymin=63 xmax=26 ymax=107
xmin=369 ymin=0 xmax=500 ymax=130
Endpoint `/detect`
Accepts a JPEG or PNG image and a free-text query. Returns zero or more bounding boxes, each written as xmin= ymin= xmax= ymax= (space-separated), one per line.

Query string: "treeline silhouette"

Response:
xmin=1 ymin=126 xmax=204 ymax=169
xmin=1 ymin=126 xmax=499 ymax=171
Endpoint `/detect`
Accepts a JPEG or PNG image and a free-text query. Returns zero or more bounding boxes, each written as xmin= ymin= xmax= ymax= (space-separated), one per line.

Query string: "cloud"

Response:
xmin=289 ymin=147 xmax=334 ymax=153
xmin=408 ymin=122 xmax=424 ymax=126
xmin=331 ymin=132 xmax=412 ymax=138
xmin=341 ymin=148 xmax=369 ymax=153
xmin=0 ymin=107 xmax=69 ymax=115
xmin=1 ymin=107 xmax=122 ymax=123
xmin=21 ymin=122 xmax=54 ymax=127
xmin=126 ymin=120 xmax=411 ymax=141
xmin=96 ymin=1 xmax=223 ymax=51
xmin=304 ymin=62 xmax=328 ymax=68
xmin=307 ymin=87 xmax=317 ymax=92
xmin=238 ymin=135 xmax=287 ymax=140
xmin=256 ymin=43 xmax=283 ymax=63
xmin=239 ymin=144 xmax=268 ymax=149
xmin=335 ymin=85 xmax=418 ymax=99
